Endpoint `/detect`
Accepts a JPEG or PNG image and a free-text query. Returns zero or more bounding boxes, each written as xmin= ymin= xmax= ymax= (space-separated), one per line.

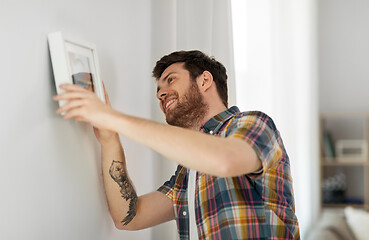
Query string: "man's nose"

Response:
xmin=156 ymin=88 xmax=168 ymax=100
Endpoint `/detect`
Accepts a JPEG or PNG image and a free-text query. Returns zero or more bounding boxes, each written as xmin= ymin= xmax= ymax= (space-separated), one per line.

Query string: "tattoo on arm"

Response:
xmin=109 ymin=160 xmax=138 ymax=225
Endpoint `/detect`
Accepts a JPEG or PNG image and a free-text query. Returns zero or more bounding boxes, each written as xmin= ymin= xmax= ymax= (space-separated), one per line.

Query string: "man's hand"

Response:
xmin=94 ymin=83 xmax=120 ymax=145
xmin=53 ymin=83 xmax=117 ymax=132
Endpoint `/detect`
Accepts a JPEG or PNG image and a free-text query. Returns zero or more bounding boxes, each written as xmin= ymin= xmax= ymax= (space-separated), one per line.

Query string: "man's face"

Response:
xmin=156 ymin=63 xmax=208 ymax=129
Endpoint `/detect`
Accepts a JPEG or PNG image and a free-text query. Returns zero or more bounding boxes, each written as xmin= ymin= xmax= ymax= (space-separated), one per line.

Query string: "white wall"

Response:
xmin=319 ymin=0 xmax=369 ymax=112
xmin=0 ymin=1 xmax=155 ymax=239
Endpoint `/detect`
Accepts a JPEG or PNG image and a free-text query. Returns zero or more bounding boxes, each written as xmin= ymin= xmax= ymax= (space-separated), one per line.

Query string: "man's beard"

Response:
xmin=165 ymin=83 xmax=209 ymax=129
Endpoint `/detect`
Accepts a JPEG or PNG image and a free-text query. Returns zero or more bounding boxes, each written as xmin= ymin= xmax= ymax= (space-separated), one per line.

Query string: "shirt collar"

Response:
xmin=200 ymin=106 xmax=240 ymax=134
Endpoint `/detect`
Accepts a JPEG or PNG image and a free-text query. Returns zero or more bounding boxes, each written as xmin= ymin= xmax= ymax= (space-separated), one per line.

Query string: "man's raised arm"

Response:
xmin=53 ymin=83 xmax=260 ymax=178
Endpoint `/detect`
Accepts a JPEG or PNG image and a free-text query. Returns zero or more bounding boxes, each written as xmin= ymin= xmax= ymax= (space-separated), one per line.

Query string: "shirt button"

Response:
xmin=209 ymin=130 xmax=213 ymax=134
xmin=183 ymin=211 xmax=187 ymax=216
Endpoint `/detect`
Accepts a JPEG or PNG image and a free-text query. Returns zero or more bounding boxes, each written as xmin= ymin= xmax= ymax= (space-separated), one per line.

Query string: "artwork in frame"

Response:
xmin=48 ymin=31 xmax=105 ymax=109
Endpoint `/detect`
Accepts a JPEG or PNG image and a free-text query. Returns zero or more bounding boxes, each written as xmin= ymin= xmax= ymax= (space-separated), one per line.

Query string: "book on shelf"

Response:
xmin=323 ymin=130 xmax=336 ymax=159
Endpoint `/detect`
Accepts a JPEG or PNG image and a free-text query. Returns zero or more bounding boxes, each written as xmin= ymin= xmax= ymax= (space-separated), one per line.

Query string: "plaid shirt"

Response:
xmin=158 ymin=106 xmax=300 ymax=239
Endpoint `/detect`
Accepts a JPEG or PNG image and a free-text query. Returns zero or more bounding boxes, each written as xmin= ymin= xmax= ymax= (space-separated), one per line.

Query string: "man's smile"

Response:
xmin=163 ymin=97 xmax=177 ymax=112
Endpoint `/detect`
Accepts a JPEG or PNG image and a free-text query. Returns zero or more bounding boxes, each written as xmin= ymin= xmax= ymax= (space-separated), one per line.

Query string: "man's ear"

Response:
xmin=199 ymin=71 xmax=213 ymax=92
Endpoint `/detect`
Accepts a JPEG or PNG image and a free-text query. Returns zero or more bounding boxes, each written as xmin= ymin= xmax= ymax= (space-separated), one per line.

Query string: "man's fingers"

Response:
xmin=63 ymin=107 xmax=85 ymax=120
xmin=56 ymin=99 xmax=85 ymax=114
xmin=102 ymin=82 xmax=112 ymax=106
xmin=59 ymin=83 xmax=86 ymax=91
xmin=53 ymin=91 xmax=89 ymax=101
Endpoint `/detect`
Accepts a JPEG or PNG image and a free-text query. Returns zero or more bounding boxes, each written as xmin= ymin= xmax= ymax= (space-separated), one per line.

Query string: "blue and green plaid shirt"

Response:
xmin=158 ymin=106 xmax=300 ymax=239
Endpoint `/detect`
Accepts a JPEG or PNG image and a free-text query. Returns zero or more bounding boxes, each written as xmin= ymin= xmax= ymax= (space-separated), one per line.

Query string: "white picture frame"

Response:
xmin=48 ymin=31 xmax=105 ymax=108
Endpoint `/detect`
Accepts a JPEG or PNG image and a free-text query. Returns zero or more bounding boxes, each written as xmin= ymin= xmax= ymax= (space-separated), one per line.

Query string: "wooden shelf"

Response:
xmin=320 ymin=112 xmax=369 ymax=211
xmin=323 ymin=203 xmax=366 ymax=209
xmin=320 ymin=112 xmax=369 ymax=118
xmin=321 ymin=159 xmax=369 ymax=166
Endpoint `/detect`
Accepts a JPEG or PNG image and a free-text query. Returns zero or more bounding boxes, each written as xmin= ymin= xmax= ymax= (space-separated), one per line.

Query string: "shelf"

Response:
xmin=320 ymin=112 xmax=369 ymax=212
xmin=320 ymin=112 xmax=369 ymax=118
xmin=323 ymin=203 xmax=366 ymax=209
xmin=321 ymin=159 xmax=369 ymax=166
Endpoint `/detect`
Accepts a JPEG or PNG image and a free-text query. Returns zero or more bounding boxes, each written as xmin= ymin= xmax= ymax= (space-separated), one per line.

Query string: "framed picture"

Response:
xmin=48 ymin=31 xmax=105 ymax=108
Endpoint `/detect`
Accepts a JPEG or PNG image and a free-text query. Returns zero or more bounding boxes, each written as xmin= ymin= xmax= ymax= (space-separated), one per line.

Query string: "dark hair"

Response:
xmin=152 ymin=50 xmax=228 ymax=107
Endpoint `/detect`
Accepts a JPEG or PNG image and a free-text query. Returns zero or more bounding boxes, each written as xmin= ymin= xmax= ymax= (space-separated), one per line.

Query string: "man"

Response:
xmin=53 ymin=50 xmax=300 ymax=239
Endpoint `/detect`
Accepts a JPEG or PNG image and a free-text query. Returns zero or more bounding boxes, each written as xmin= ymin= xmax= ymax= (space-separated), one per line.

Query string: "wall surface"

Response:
xmin=0 ymin=1 xmax=156 ymax=239
xmin=319 ymin=0 xmax=369 ymax=112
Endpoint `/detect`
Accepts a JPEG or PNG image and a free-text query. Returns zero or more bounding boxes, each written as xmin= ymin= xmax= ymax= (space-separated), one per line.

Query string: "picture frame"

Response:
xmin=48 ymin=31 xmax=105 ymax=108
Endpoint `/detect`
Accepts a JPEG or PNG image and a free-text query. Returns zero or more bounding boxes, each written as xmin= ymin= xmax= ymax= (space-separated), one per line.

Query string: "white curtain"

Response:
xmin=150 ymin=1 xmax=236 ymax=239
xmin=232 ymin=0 xmax=319 ymax=238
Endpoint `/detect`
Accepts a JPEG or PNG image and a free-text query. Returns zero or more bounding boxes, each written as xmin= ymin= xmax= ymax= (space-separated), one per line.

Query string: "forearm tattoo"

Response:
xmin=109 ymin=160 xmax=138 ymax=225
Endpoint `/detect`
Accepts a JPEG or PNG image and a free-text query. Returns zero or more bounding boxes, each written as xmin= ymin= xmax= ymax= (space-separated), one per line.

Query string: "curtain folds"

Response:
xmin=151 ymin=1 xmax=236 ymax=239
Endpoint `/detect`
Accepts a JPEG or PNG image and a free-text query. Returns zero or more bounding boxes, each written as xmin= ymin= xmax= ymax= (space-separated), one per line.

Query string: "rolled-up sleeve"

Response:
xmin=157 ymin=164 xmax=183 ymax=200
xmin=225 ymin=112 xmax=284 ymax=177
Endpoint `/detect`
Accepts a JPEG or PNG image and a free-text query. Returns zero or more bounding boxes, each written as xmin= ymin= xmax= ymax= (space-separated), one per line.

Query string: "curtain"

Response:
xmin=232 ymin=0 xmax=319 ymax=238
xmin=150 ymin=1 xmax=236 ymax=239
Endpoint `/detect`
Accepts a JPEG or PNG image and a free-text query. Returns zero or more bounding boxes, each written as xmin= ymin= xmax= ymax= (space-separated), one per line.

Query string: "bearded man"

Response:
xmin=53 ymin=50 xmax=300 ymax=240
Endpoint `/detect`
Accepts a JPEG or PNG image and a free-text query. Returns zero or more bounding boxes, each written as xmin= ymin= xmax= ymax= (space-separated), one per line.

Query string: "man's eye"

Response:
xmin=168 ymin=78 xmax=174 ymax=83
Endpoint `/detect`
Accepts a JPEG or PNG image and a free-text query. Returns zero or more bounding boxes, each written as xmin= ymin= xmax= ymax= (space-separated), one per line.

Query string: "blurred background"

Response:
xmin=1 ymin=0 xmax=368 ymax=239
